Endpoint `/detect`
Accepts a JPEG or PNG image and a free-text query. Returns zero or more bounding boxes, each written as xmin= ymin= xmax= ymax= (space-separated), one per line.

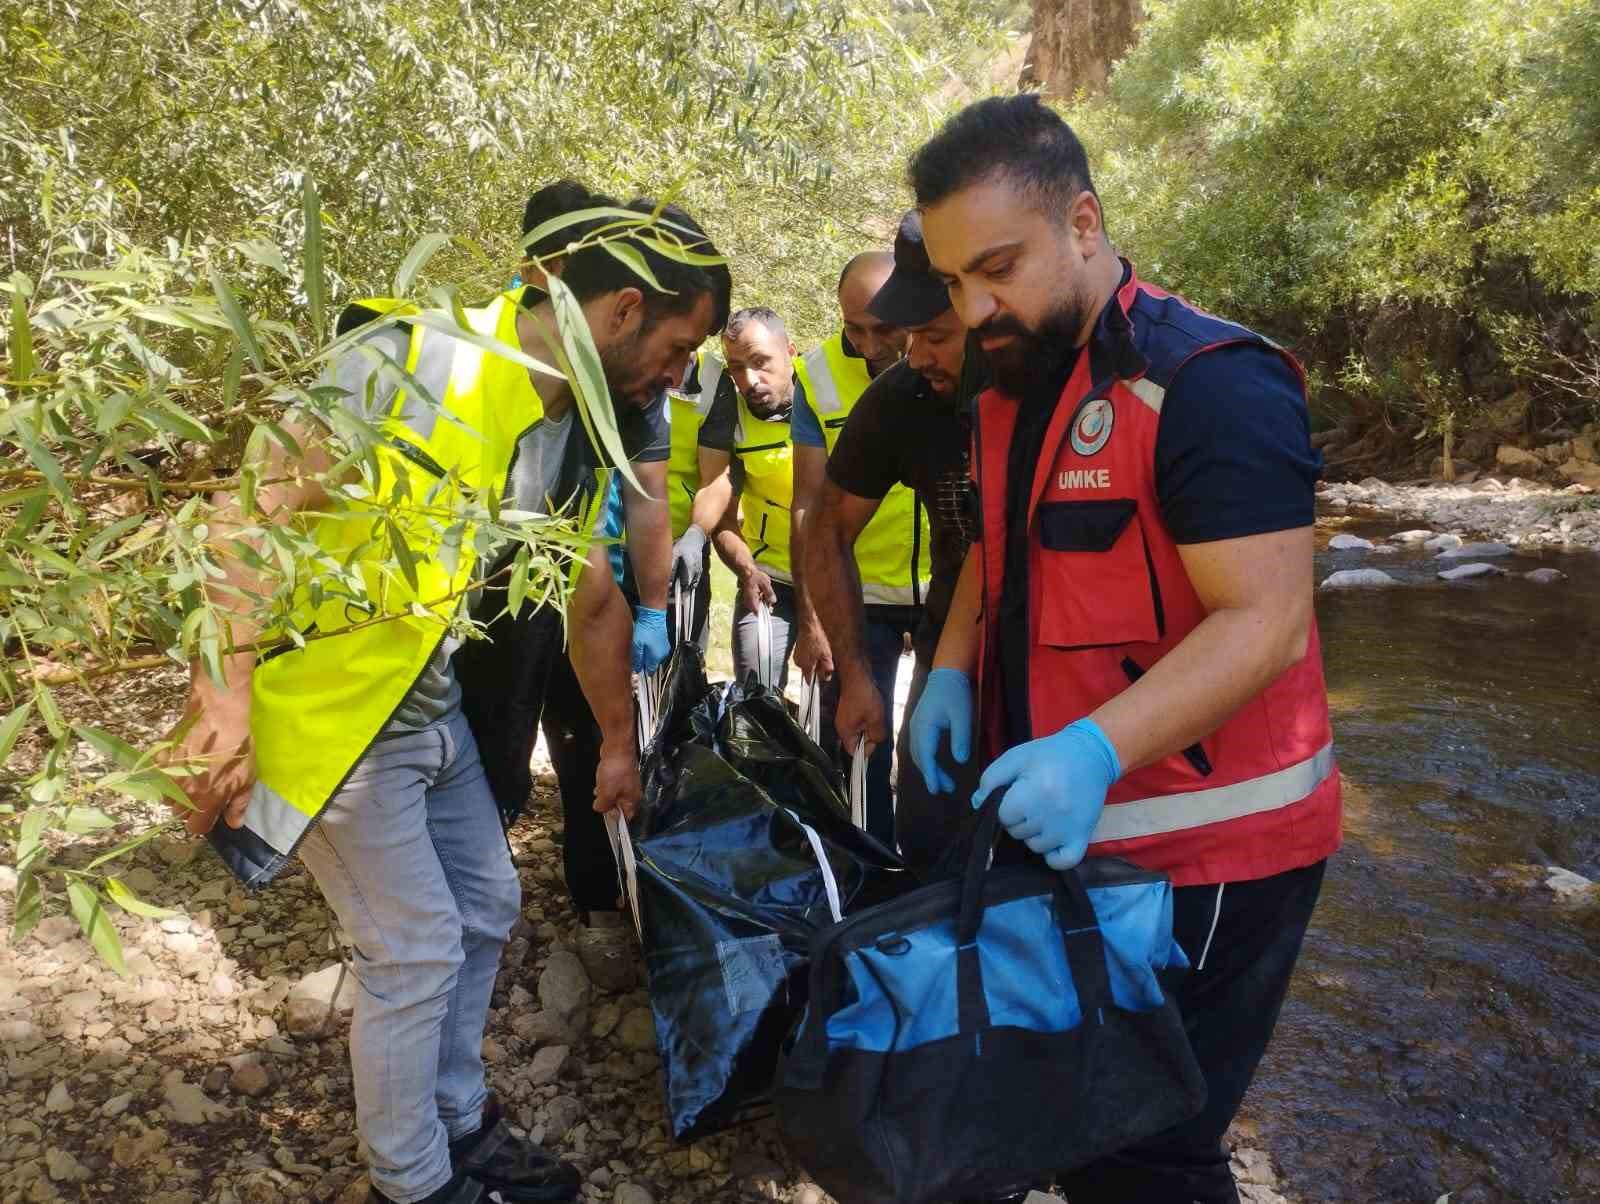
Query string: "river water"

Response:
xmin=1246 ymin=517 xmax=1600 ymax=1202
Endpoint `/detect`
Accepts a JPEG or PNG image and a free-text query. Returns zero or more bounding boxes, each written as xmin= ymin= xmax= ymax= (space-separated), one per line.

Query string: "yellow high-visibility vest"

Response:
xmin=217 ymin=292 xmax=609 ymax=886
xmin=733 ymin=392 xmax=796 ymax=581
xmin=666 ymin=351 xmax=724 ymax=538
xmin=793 ymin=331 xmax=930 ymax=607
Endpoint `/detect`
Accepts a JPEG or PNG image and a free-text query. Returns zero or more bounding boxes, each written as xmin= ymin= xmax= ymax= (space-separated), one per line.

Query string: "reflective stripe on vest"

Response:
xmin=1090 ymin=742 xmax=1336 ymax=844
xmin=794 ymin=332 xmax=930 ymax=607
xmin=733 ymin=393 xmax=796 ymax=581
xmin=219 ymin=292 xmax=609 ymax=888
xmin=667 ymin=351 xmax=722 ymax=537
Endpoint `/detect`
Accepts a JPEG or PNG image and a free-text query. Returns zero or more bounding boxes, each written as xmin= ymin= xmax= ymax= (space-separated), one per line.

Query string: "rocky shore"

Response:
xmin=0 ymin=678 xmax=1297 ymax=1203
xmin=1318 ymin=475 xmax=1600 ymax=553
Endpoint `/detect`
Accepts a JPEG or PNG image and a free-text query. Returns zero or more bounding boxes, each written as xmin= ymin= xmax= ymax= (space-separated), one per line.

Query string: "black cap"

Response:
xmin=867 ymin=211 xmax=951 ymax=328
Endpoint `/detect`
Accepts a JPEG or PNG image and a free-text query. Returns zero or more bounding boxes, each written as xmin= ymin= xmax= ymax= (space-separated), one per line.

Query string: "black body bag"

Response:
xmin=775 ymin=791 xmax=1206 ymax=1203
xmin=623 ymin=645 xmax=904 ymax=1142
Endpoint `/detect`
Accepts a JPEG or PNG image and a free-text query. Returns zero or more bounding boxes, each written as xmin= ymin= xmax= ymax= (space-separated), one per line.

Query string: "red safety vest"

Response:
xmin=973 ymin=267 xmax=1341 ymax=887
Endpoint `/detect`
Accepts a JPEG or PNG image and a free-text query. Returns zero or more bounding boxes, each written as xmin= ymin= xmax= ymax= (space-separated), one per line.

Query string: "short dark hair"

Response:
xmin=909 ymin=94 xmax=1097 ymax=222
xmin=519 ymin=181 xmax=730 ymax=333
xmin=724 ymin=306 xmax=787 ymax=342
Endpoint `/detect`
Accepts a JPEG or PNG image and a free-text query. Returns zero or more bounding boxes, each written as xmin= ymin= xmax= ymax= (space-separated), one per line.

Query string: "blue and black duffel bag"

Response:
xmin=774 ymin=791 xmax=1205 ymax=1204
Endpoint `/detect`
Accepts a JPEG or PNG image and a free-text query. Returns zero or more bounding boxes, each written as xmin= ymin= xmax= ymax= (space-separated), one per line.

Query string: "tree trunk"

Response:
xmin=1020 ymin=0 xmax=1146 ymax=98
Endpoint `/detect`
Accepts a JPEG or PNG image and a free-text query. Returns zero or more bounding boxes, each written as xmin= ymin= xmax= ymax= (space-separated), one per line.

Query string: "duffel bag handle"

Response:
xmin=955 ymin=790 xmax=1112 ymax=1034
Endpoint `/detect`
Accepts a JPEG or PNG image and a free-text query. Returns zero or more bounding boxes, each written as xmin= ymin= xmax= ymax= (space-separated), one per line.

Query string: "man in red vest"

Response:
xmin=907 ymin=95 xmax=1341 ymax=1203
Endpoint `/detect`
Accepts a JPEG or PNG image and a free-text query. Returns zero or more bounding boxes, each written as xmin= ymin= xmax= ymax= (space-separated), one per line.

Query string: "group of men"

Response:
xmin=168 ymin=94 xmax=1341 ymax=1204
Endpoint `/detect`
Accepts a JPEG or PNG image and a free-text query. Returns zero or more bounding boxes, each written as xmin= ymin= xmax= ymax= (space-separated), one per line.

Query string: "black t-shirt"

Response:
xmin=993 ymin=319 xmax=1321 ymax=748
xmin=826 ymin=348 xmax=987 ymax=661
xmin=697 ymin=374 xmax=801 ymax=452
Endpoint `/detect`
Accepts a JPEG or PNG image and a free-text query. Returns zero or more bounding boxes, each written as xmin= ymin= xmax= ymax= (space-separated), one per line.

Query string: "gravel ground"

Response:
xmin=0 ymin=667 xmax=1293 ymax=1204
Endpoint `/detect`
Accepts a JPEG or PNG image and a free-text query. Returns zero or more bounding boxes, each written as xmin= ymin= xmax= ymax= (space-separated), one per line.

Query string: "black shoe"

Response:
xmin=450 ymin=1094 xmax=581 ymax=1202
xmin=367 ymin=1169 xmax=487 ymax=1204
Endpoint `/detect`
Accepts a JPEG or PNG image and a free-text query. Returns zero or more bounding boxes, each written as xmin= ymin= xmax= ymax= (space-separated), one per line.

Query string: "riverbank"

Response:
xmin=0 ymin=668 xmax=1296 ymax=1204
xmin=1318 ymin=475 xmax=1600 ymax=552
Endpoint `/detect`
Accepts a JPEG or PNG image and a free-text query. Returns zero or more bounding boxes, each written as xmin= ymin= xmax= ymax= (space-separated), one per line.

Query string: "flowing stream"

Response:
xmin=1245 ymin=519 xmax=1600 ymax=1202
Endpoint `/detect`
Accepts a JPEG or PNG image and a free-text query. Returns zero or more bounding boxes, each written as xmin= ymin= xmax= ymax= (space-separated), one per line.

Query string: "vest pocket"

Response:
xmin=1035 ymin=499 xmax=1162 ymax=648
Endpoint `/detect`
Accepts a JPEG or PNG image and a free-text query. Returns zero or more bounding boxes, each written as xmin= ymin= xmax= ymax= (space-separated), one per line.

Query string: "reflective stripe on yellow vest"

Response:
xmin=794 ymin=332 xmax=930 ymax=607
xmin=667 ymin=351 xmax=723 ymax=538
xmin=733 ymin=392 xmax=796 ymax=581
xmin=221 ymin=293 xmax=610 ymax=887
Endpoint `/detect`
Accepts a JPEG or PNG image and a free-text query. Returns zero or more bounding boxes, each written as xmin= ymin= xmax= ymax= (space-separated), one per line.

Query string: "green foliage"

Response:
xmin=1070 ymin=0 xmax=1600 ymax=433
xmin=0 ymin=0 xmax=1006 ymax=967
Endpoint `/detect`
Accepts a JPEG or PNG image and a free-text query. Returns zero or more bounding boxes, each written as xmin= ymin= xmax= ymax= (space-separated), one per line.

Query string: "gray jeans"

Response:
xmin=297 ymin=711 xmax=520 ymax=1203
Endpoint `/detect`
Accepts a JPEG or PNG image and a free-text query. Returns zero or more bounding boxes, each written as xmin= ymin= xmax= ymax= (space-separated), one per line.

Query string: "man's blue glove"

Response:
xmin=670 ymin=524 xmax=708 ymax=591
xmin=908 ymin=668 xmax=973 ymax=795
xmin=971 ymin=717 xmax=1122 ymax=870
xmin=631 ymin=607 xmax=670 ymax=673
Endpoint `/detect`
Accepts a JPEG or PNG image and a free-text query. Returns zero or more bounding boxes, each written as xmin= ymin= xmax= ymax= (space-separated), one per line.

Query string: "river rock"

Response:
xmin=1319 ymin=569 xmax=1399 ymax=590
xmin=1558 ymin=457 xmax=1600 ymax=489
xmin=1423 ymin=533 xmax=1463 ymax=552
xmin=1496 ymin=444 xmax=1543 ymax=472
xmin=45 ymin=1081 xmax=74 ymax=1113
xmin=1523 ymin=568 xmax=1568 ymax=584
xmin=1369 ymin=544 xmax=1399 ymax=555
xmin=1391 ymin=529 xmax=1435 ymax=543
xmin=1436 ymin=541 xmax=1511 ymax=559
xmin=163 ymin=1075 xmax=231 ymax=1124
xmin=1543 ymin=867 xmax=1598 ymax=904
xmin=538 ymin=951 xmax=592 ymax=1019
xmin=1327 ymin=534 xmax=1375 ymax=551
xmin=45 ymin=1147 xmax=92 ymax=1183
xmin=285 ymin=963 xmax=356 ymax=1035
xmin=541 ymin=1094 xmax=584 ymax=1142
xmin=616 ymin=1007 xmax=657 ymax=1052
xmin=230 ymin=1060 xmax=272 ymax=1097
xmin=1437 ymin=563 xmax=1504 ymax=581
xmin=526 ymin=1044 xmax=570 ymax=1086
xmin=614 ymin=1186 xmax=655 ymax=1204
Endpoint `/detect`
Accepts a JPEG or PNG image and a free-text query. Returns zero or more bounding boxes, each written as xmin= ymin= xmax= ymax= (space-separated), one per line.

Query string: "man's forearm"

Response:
xmin=710 ymin=510 xmax=760 ymax=581
xmin=622 ymin=463 xmax=670 ymax=610
xmin=568 ymin=566 xmax=637 ymax=752
xmin=1092 ymin=603 xmax=1307 ymax=775
xmin=931 ymin=547 xmax=982 ymax=675
xmin=806 ymin=505 xmax=869 ymax=678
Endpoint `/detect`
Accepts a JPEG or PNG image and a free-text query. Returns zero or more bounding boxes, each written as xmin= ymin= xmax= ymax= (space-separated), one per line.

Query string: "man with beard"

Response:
xmin=908 ymin=95 xmax=1339 ymax=1203
xmin=805 ymin=211 xmax=987 ymax=872
xmin=691 ymin=307 xmax=810 ymax=686
xmin=790 ymin=253 xmax=931 ymax=845
xmin=168 ymin=189 xmax=728 ymax=1204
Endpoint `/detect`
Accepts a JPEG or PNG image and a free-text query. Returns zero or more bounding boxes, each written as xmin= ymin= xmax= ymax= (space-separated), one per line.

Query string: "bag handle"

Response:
xmin=788 ymin=811 xmax=845 ymax=924
xmin=672 ymin=577 xmax=693 ymax=647
xmin=754 ymin=599 xmax=777 ymax=690
xmin=954 ymin=790 xmax=1112 ymax=1035
xmin=848 ymin=737 xmax=868 ymax=831
xmin=798 ymin=674 xmax=823 ymax=745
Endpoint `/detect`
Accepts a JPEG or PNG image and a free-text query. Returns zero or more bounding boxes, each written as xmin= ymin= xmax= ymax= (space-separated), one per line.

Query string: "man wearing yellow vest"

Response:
xmin=791 ymin=253 xmax=930 ymax=844
xmin=663 ymin=349 xmax=726 ymax=650
xmin=691 ymin=307 xmax=806 ymax=685
xmin=161 ymin=202 xmax=728 ymax=1204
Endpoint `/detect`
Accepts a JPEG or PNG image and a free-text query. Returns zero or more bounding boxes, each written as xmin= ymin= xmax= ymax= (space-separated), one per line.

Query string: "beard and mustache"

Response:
xmin=975 ymin=291 xmax=1092 ymax=402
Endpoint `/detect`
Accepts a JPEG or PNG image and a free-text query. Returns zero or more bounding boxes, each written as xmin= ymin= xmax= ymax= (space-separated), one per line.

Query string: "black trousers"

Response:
xmin=543 ymin=558 xmax=711 ymax=917
xmin=1057 ymin=858 xmax=1328 ymax=1204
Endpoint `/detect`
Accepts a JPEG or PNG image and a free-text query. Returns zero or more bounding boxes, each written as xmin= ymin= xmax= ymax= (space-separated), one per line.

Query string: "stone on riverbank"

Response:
xmin=1543 ymin=867 xmax=1598 ymax=905
xmin=1391 ymin=529 xmax=1435 ymax=543
xmin=1328 ymin=534 xmax=1375 ymax=551
xmin=1437 ymin=563 xmax=1504 ymax=581
xmin=1523 ymin=568 xmax=1568 ymax=584
xmin=1320 ymin=569 xmax=1399 ymax=590
xmin=1423 ymin=533 xmax=1463 ymax=552
xmin=1436 ymin=541 xmax=1511 ymax=559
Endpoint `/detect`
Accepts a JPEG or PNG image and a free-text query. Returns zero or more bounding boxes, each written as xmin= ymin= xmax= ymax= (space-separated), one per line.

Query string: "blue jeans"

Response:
xmin=297 ymin=711 xmax=520 ymax=1203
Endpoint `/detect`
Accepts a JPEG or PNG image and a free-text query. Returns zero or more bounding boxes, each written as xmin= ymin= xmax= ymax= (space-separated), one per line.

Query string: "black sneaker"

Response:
xmin=450 ymin=1095 xmax=580 ymax=1202
xmin=368 ymin=1170 xmax=486 ymax=1203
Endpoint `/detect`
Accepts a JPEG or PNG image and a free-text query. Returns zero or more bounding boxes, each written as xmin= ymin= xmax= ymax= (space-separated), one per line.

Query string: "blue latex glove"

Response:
xmin=908 ymin=668 xmax=973 ymax=795
xmin=631 ymin=607 xmax=670 ymax=673
xmin=972 ymin=717 xmax=1122 ymax=870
